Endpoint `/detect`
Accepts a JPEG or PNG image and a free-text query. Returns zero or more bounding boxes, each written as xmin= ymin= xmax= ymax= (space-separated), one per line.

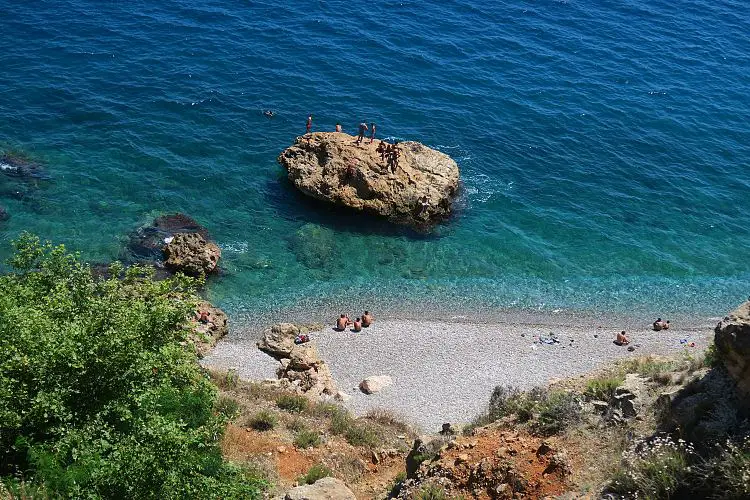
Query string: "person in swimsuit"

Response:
xmin=352 ymin=317 xmax=362 ymax=332
xmin=362 ymin=311 xmax=374 ymax=327
xmin=336 ymin=314 xmax=349 ymax=331
xmin=615 ymin=331 xmax=630 ymax=346
xmin=357 ymin=122 xmax=368 ymax=145
xmin=306 ymin=115 xmax=313 ymax=134
xmin=370 ymin=123 xmax=376 ymax=144
xmin=335 ymin=123 xmax=342 ymax=132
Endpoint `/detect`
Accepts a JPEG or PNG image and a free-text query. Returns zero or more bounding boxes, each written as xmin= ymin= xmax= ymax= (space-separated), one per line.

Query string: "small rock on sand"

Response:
xmin=359 ymin=375 xmax=393 ymax=394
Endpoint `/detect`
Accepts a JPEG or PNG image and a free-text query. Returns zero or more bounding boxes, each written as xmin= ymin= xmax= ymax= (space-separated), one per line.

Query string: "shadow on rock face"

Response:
xmin=268 ymin=175 xmax=447 ymax=241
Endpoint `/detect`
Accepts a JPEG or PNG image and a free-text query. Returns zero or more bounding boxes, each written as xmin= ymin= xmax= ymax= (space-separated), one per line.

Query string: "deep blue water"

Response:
xmin=1 ymin=0 xmax=749 ymax=323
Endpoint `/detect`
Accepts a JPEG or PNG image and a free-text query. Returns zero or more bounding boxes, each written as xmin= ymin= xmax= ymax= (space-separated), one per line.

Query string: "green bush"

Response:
xmin=532 ymin=391 xmax=582 ymax=437
xmin=584 ymin=375 xmax=624 ymax=401
xmin=415 ymin=483 xmax=448 ymax=500
xmin=0 ymin=234 xmax=266 ymax=498
xmin=488 ymin=386 xmax=545 ymax=423
xmin=606 ymin=436 xmax=691 ymax=499
xmin=215 ymin=395 xmax=241 ymax=419
xmin=286 ymin=417 xmax=306 ymax=433
xmin=294 ymin=429 xmax=321 ymax=449
xmin=298 ymin=464 xmax=331 ymax=485
xmin=248 ymin=410 xmax=277 ymax=431
xmin=276 ymin=394 xmax=309 ymax=414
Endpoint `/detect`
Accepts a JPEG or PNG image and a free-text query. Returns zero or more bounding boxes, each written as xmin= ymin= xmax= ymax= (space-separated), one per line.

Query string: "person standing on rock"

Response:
xmin=356 ymin=121 xmax=368 ymax=145
xmin=335 ymin=122 xmax=342 ymax=132
xmin=306 ymin=114 xmax=313 ymax=134
xmin=369 ymin=122 xmax=376 ymax=144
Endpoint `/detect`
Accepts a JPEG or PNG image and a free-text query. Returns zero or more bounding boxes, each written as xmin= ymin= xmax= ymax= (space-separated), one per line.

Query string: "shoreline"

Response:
xmin=202 ymin=309 xmax=718 ymax=430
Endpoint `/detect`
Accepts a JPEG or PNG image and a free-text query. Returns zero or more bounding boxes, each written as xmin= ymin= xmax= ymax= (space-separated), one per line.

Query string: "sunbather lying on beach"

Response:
xmin=614 ymin=331 xmax=630 ymax=346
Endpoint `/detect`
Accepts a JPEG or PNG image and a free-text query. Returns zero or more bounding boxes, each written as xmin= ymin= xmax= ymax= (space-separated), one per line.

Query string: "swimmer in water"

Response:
xmin=263 ymin=110 xmax=275 ymax=118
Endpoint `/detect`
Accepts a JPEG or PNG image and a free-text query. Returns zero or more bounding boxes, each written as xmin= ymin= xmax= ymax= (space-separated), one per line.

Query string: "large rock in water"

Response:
xmin=163 ymin=232 xmax=221 ymax=276
xmin=277 ymin=132 xmax=460 ymax=228
xmin=715 ymin=301 xmax=750 ymax=401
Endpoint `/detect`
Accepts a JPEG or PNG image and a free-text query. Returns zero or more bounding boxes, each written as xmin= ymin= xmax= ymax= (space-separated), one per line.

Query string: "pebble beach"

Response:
xmin=203 ymin=314 xmax=717 ymax=430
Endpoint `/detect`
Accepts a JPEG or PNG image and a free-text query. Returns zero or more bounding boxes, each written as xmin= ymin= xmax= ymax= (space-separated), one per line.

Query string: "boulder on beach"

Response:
xmin=715 ymin=301 xmax=750 ymax=402
xmin=273 ymin=477 xmax=356 ymax=500
xmin=359 ymin=375 xmax=393 ymax=395
xmin=277 ymin=132 xmax=460 ymax=229
xmin=190 ymin=300 xmax=228 ymax=358
xmin=163 ymin=232 xmax=221 ymax=276
xmin=257 ymin=323 xmax=336 ymax=397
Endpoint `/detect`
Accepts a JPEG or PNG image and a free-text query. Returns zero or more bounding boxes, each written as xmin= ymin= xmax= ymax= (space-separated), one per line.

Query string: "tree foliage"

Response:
xmin=0 ymin=234 xmax=265 ymax=498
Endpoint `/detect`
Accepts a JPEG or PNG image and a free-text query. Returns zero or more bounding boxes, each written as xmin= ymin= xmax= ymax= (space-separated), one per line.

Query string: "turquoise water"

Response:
xmin=1 ymin=0 xmax=749 ymax=323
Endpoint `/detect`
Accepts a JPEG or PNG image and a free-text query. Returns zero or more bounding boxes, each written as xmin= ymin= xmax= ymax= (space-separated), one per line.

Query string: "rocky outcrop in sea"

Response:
xmin=278 ymin=132 xmax=460 ymax=229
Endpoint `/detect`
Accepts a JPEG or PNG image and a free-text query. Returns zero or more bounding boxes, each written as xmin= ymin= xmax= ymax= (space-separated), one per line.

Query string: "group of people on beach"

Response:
xmin=613 ymin=317 xmax=673 ymax=347
xmin=335 ymin=311 xmax=374 ymax=332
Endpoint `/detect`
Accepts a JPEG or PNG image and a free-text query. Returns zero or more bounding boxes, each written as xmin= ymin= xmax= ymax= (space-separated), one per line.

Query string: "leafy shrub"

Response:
xmin=532 ymin=391 xmax=582 ymax=437
xmin=0 ymin=234 xmax=266 ymax=498
xmin=286 ymin=417 xmax=306 ymax=432
xmin=691 ymin=436 xmax=750 ymax=498
xmin=248 ymin=410 xmax=277 ymax=431
xmin=345 ymin=422 xmax=381 ymax=448
xmin=606 ymin=436 xmax=692 ymax=498
xmin=488 ymin=386 xmax=546 ymax=423
xmin=294 ymin=429 xmax=321 ymax=449
xmin=584 ymin=375 xmax=624 ymax=400
xmin=702 ymin=343 xmax=720 ymax=369
xmin=276 ymin=394 xmax=309 ymax=414
xmin=298 ymin=464 xmax=331 ymax=485
xmin=415 ymin=483 xmax=448 ymax=500
xmin=215 ymin=395 xmax=241 ymax=419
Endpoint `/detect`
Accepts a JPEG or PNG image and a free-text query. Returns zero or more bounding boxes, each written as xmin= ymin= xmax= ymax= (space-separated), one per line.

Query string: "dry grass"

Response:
xmin=364 ymin=408 xmax=412 ymax=433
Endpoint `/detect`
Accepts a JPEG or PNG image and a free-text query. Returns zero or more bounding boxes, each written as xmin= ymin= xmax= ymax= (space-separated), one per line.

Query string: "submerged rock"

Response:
xmin=0 ymin=206 xmax=8 ymax=222
xmin=127 ymin=213 xmax=210 ymax=261
xmin=278 ymin=132 xmax=460 ymax=229
xmin=0 ymin=152 xmax=50 ymax=181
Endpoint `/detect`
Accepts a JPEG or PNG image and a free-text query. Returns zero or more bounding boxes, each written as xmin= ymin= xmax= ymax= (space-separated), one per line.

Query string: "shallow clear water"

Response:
xmin=1 ymin=0 xmax=749 ymax=324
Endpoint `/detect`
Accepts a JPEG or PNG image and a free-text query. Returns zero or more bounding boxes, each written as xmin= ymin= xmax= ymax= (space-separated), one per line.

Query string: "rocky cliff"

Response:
xmin=277 ymin=132 xmax=460 ymax=229
xmin=714 ymin=300 xmax=750 ymax=402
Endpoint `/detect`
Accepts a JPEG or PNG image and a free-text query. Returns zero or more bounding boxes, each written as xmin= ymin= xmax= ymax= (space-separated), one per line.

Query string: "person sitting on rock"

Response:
xmin=196 ymin=310 xmax=211 ymax=324
xmin=376 ymin=141 xmax=386 ymax=161
xmin=352 ymin=317 xmax=363 ymax=332
xmin=362 ymin=310 xmax=374 ymax=327
xmin=336 ymin=314 xmax=350 ymax=331
xmin=615 ymin=330 xmax=630 ymax=346
xmin=418 ymin=195 xmax=430 ymax=214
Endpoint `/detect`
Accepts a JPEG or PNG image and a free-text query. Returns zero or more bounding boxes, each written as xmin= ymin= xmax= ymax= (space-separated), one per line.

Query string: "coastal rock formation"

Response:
xmin=257 ymin=323 xmax=336 ymax=397
xmin=0 ymin=152 xmax=50 ymax=181
xmin=163 ymin=232 xmax=221 ymax=276
xmin=277 ymin=132 xmax=460 ymax=229
xmin=189 ymin=300 xmax=228 ymax=358
xmin=359 ymin=375 xmax=393 ymax=395
xmin=714 ymin=301 xmax=750 ymax=402
xmin=126 ymin=213 xmax=221 ymax=276
xmin=273 ymin=477 xmax=356 ymax=500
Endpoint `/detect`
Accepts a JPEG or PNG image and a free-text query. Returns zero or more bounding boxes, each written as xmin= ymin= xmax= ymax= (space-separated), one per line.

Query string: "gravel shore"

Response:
xmin=203 ymin=314 xmax=718 ymax=431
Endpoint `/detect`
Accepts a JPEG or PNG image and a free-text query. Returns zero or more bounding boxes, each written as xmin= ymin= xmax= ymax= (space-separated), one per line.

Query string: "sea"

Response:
xmin=1 ymin=0 xmax=749 ymax=329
